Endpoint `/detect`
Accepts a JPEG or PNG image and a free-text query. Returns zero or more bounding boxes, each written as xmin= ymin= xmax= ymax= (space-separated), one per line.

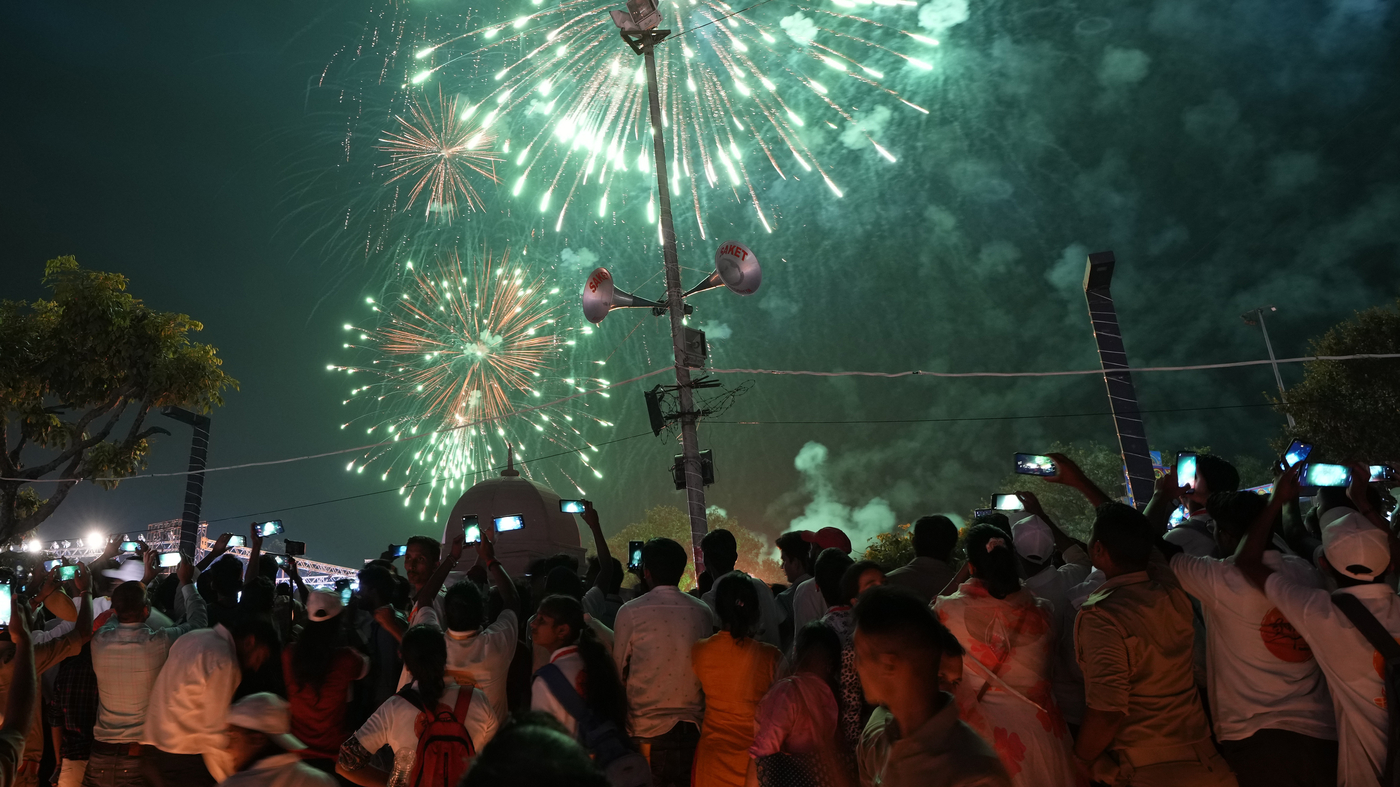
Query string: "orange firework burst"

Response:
xmin=333 ymin=248 xmax=611 ymax=521
xmin=378 ymin=89 xmax=501 ymax=221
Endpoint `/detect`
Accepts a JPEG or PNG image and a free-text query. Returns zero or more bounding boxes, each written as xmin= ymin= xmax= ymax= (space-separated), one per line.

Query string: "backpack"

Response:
xmin=398 ymin=685 xmax=477 ymax=787
xmin=1332 ymin=592 xmax=1400 ymax=787
xmin=535 ymin=663 xmax=653 ymax=787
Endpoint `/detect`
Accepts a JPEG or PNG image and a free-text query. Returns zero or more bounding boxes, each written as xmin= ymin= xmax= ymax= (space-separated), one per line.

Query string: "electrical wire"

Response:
xmin=6 ymin=352 xmax=1396 ymax=484
xmin=203 ymin=430 xmax=654 ymax=523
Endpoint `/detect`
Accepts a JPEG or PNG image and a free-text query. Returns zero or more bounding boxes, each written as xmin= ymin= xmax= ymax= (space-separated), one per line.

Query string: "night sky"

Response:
xmin=3 ymin=0 xmax=1397 ymax=568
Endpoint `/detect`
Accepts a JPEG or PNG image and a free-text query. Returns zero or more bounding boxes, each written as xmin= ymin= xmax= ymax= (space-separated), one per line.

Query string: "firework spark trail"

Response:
xmin=331 ymin=249 xmax=613 ymax=520
xmin=398 ymin=0 xmax=935 ymax=235
xmin=378 ymin=88 xmax=503 ymax=220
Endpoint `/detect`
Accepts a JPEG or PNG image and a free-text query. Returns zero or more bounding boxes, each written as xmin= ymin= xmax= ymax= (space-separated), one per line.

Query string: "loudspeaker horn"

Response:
xmin=684 ymin=240 xmax=762 ymax=297
xmin=581 ymin=267 xmax=663 ymax=325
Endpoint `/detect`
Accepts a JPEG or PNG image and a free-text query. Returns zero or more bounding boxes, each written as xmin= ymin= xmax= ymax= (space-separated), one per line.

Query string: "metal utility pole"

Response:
xmin=161 ymin=407 xmax=211 ymax=558
xmin=1083 ymin=252 xmax=1156 ymax=509
xmin=624 ymin=28 xmax=709 ymax=575
xmin=1243 ymin=306 xmax=1295 ymax=429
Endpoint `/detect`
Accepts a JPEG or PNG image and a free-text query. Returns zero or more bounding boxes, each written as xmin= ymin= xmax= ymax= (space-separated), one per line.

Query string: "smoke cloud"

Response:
xmin=788 ymin=442 xmax=898 ymax=555
xmin=840 ymin=106 xmax=892 ymax=151
xmin=559 ymin=246 xmax=599 ymax=273
xmin=918 ymin=0 xmax=969 ymax=32
xmin=780 ymin=13 xmax=818 ymax=45
xmin=701 ymin=321 xmax=733 ymax=340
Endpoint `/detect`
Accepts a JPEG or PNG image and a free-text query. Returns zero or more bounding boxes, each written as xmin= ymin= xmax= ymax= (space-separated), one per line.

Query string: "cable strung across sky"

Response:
xmin=4 ymin=352 xmax=1397 ymax=484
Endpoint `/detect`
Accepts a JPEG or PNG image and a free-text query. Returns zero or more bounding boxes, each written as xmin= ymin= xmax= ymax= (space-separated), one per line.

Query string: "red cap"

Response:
xmin=801 ymin=527 xmax=852 ymax=554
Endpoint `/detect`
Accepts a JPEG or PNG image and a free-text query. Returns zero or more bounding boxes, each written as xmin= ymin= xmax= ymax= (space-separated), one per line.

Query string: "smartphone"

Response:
xmin=1299 ymin=463 xmax=1350 ymax=487
xmin=560 ymin=499 xmax=586 ymax=514
xmin=1014 ymin=454 xmax=1057 ymax=476
xmin=0 ymin=581 xmax=10 ymax=627
xmin=58 ymin=565 xmax=80 ymax=581
xmin=462 ymin=514 xmax=481 ymax=544
xmin=992 ymin=494 xmax=1024 ymax=512
xmin=1283 ymin=440 xmax=1312 ymax=468
xmin=119 ymin=541 xmax=141 ymax=553
xmin=389 ymin=544 xmax=408 ymax=557
xmin=284 ymin=540 xmax=306 ymax=557
xmin=972 ymin=507 xmax=996 ymax=519
xmin=273 ymin=555 xmax=289 ymax=569
xmin=1176 ymin=453 xmax=1198 ymax=491
xmin=44 ymin=559 xmax=62 ymax=572
xmin=340 ymin=587 xmax=352 ymax=606
xmin=255 ymin=520 xmax=284 ymax=537
xmin=494 ymin=514 xmax=525 ymax=532
xmin=158 ymin=553 xmax=183 ymax=568
xmin=226 ymin=535 xmax=247 ymax=548
xmin=628 ymin=540 xmax=644 ymax=570
xmin=1370 ymin=465 xmax=1394 ymax=483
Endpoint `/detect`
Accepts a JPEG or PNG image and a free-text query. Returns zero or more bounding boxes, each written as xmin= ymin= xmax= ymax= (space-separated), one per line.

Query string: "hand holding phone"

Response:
xmin=158 ymin=553 xmax=183 ymax=569
xmin=560 ymin=499 xmax=586 ymax=514
xmin=463 ymin=515 xmax=481 ymax=545
xmin=1014 ymin=454 xmax=1057 ymax=476
xmin=284 ymin=540 xmax=306 ymax=557
xmin=254 ymin=520 xmax=284 ymax=537
xmin=58 ymin=565 xmax=80 ymax=582
xmin=1282 ymin=440 xmax=1313 ymax=468
xmin=627 ymin=540 xmax=644 ymax=571
xmin=118 ymin=541 xmax=141 ymax=554
xmin=226 ymin=535 xmax=247 ymax=548
xmin=1299 ymin=462 xmax=1350 ymax=487
xmin=1176 ymin=453 xmax=1198 ymax=492
xmin=992 ymin=494 xmax=1025 ymax=512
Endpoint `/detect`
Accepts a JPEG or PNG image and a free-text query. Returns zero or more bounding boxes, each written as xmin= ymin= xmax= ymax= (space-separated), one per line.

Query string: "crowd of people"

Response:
xmin=1 ymin=451 xmax=1398 ymax=787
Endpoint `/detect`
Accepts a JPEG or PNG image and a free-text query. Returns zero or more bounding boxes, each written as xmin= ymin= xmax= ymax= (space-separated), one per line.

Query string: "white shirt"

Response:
xmin=1265 ymin=575 xmax=1400 ymax=786
xmin=612 ymin=584 xmax=713 ymax=738
xmin=791 ymin=578 xmax=827 ymax=637
xmin=444 ymin=610 xmax=519 ymax=724
xmin=1165 ymin=515 xmax=1218 ymax=558
xmin=1024 ymin=545 xmax=1093 ymax=619
xmin=1025 ymin=545 xmax=1092 ymax=724
xmin=219 ymin=752 xmax=335 ymax=787
xmin=1172 ymin=551 xmax=1336 ymax=742
xmin=701 ymin=573 xmax=781 ymax=648
xmin=350 ymin=680 xmax=497 ymax=787
xmin=141 ymin=624 xmax=241 ymax=755
xmin=583 ymin=587 xmax=623 ymax=630
xmin=531 ymin=646 xmax=586 ymax=737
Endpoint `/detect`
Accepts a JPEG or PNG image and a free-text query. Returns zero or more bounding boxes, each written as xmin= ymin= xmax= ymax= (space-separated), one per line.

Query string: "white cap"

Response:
xmin=1322 ymin=512 xmax=1390 ymax=581
xmin=1012 ymin=515 xmax=1054 ymax=564
xmin=226 ymin=693 xmax=305 ymax=751
xmin=305 ymin=590 xmax=344 ymax=622
xmin=1319 ymin=505 xmax=1355 ymax=530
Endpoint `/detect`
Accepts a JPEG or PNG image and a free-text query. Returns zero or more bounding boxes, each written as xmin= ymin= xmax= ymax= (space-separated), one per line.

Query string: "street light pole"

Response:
xmin=627 ymin=28 xmax=709 ymax=575
xmin=1243 ymin=306 xmax=1295 ymax=429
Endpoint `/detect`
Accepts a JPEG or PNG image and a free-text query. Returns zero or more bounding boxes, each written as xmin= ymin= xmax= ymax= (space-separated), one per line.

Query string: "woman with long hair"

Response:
xmin=337 ymin=625 xmax=498 ymax=787
xmin=528 ymin=594 xmax=631 ymax=738
xmin=933 ymin=524 xmax=1081 ymax=787
xmin=692 ymin=572 xmax=783 ymax=787
xmin=282 ymin=591 xmax=369 ymax=781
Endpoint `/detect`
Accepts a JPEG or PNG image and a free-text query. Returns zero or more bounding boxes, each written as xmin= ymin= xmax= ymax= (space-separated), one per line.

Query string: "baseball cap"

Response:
xmin=801 ymin=527 xmax=852 ymax=555
xmin=1322 ymin=512 xmax=1390 ymax=581
xmin=227 ymin=693 xmax=305 ymax=751
xmin=1319 ymin=505 xmax=1355 ymax=530
xmin=1011 ymin=515 xmax=1054 ymax=564
xmin=305 ymin=590 xmax=344 ymax=622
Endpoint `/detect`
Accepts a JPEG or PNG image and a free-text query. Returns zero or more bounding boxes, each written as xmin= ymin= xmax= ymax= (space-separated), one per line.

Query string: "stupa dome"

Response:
xmin=440 ymin=450 xmax=586 ymax=576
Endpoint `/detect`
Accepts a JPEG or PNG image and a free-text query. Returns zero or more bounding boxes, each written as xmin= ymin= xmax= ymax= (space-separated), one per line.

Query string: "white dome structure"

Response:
xmin=440 ymin=451 xmax=587 ymax=576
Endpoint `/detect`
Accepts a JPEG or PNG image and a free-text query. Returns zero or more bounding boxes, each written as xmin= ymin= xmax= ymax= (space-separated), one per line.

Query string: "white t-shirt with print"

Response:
xmin=350 ymin=680 xmax=497 ymax=787
xmin=531 ymin=646 xmax=586 ymax=737
xmin=1265 ymin=575 xmax=1400 ymax=787
xmin=1171 ymin=551 xmax=1336 ymax=742
xmin=444 ymin=610 xmax=519 ymax=724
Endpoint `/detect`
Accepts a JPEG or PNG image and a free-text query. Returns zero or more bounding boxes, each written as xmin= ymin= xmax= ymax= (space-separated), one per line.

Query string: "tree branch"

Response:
xmin=13 ymin=454 xmax=83 ymax=534
xmin=23 ymin=396 xmax=131 ymax=479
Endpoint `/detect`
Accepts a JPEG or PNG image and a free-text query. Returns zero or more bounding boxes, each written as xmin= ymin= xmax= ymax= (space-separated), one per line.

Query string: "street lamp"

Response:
xmin=1241 ymin=306 xmax=1295 ymax=429
xmin=599 ymin=0 xmax=763 ymax=573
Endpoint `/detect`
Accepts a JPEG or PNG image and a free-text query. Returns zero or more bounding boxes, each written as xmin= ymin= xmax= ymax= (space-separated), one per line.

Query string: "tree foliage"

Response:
xmin=0 ymin=258 xmax=237 ymax=543
xmin=600 ymin=505 xmax=783 ymax=590
xmin=863 ymin=522 xmax=915 ymax=571
xmin=1281 ymin=299 xmax=1400 ymax=463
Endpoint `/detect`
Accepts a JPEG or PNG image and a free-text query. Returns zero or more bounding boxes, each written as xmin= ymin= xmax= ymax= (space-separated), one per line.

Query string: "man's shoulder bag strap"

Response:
xmin=1333 ymin=591 xmax=1400 ymax=786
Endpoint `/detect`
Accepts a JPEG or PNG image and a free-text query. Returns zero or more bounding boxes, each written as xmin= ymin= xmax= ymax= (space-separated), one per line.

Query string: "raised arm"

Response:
xmin=3 ymin=593 xmax=36 ymax=750
xmin=1348 ymin=462 xmax=1400 ymax=565
xmin=1237 ymin=467 xmax=1298 ymax=590
xmin=1142 ymin=468 xmax=1189 ymax=537
xmin=1044 ymin=453 xmax=1114 ymax=508
xmin=197 ymin=532 xmax=232 ymax=571
xmin=244 ymin=522 xmax=263 ymax=587
xmin=582 ymin=501 xmax=614 ymax=592
xmin=73 ymin=562 xmax=94 ymax=643
xmin=286 ymin=557 xmax=310 ymax=605
xmin=414 ymin=533 xmax=466 ymax=611
xmin=1016 ymin=491 xmax=1087 ymax=554
xmin=478 ymin=531 xmax=520 ymax=617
